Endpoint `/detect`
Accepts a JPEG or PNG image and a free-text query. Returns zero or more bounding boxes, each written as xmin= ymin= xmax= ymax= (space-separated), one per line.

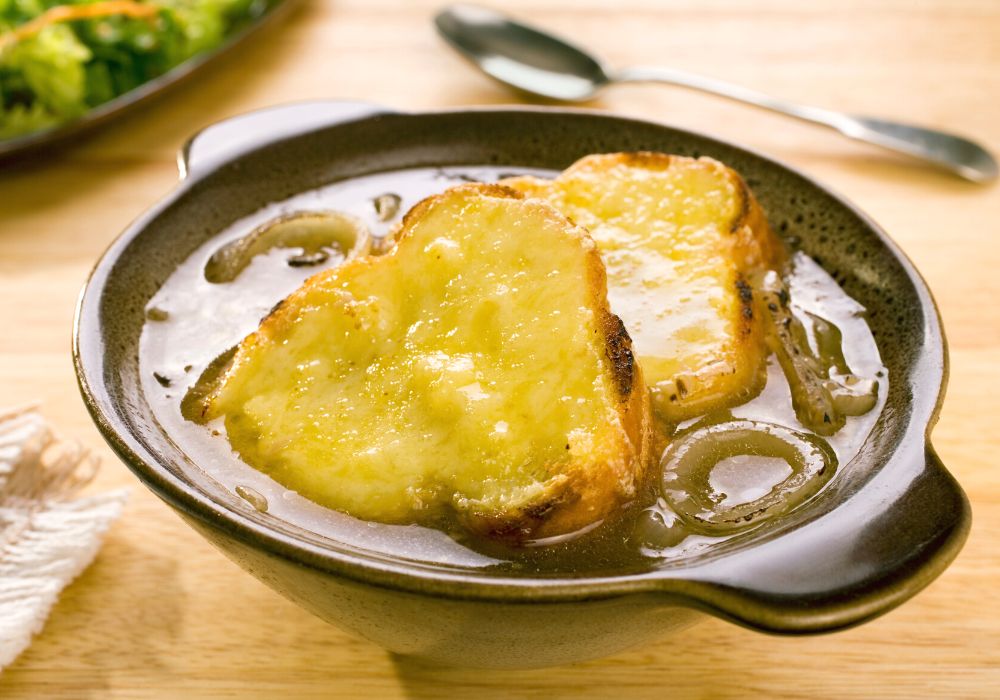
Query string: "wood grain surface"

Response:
xmin=1 ymin=0 xmax=998 ymax=697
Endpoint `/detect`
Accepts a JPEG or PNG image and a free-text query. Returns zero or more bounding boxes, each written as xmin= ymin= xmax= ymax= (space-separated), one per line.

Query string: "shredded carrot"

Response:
xmin=0 ymin=2 xmax=160 ymax=52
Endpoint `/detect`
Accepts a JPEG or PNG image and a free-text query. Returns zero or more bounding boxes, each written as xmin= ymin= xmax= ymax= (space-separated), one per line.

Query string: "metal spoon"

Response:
xmin=435 ymin=4 xmax=997 ymax=183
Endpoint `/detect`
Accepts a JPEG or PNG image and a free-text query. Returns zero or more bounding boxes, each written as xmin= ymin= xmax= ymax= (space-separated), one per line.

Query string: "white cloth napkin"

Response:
xmin=0 ymin=406 xmax=128 ymax=671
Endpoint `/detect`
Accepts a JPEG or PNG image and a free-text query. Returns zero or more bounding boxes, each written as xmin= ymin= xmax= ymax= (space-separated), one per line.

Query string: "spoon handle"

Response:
xmin=616 ymin=65 xmax=997 ymax=183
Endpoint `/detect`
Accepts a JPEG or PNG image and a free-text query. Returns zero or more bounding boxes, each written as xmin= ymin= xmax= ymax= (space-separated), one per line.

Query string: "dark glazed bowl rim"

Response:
xmin=74 ymin=101 xmax=970 ymax=634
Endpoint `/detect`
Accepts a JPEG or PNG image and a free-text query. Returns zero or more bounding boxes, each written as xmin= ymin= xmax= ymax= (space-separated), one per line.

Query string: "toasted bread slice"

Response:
xmin=502 ymin=153 xmax=782 ymax=422
xmin=197 ymin=184 xmax=652 ymax=542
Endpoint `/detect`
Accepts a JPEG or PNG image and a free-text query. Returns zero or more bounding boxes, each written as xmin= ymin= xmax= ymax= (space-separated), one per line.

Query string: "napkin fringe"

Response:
xmin=0 ymin=407 xmax=128 ymax=672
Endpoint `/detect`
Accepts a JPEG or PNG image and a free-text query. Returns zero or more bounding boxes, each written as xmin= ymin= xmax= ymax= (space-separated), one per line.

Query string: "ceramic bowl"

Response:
xmin=74 ymin=102 xmax=970 ymax=668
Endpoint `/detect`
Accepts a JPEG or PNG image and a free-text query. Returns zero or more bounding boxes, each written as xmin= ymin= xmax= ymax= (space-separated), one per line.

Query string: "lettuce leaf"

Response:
xmin=0 ymin=0 xmax=268 ymax=141
xmin=4 ymin=24 xmax=90 ymax=114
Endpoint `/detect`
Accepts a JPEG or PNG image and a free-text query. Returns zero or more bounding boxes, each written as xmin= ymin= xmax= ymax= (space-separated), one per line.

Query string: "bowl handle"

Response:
xmin=675 ymin=442 xmax=970 ymax=633
xmin=178 ymin=100 xmax=392 ymax=179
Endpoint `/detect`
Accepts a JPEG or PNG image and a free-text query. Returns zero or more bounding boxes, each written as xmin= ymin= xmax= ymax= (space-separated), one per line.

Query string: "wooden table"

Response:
xmin=2 ymin=1 xmax=998 ymax=697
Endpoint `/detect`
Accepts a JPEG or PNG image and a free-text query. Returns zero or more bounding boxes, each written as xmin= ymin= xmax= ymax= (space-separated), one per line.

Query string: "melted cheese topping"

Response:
xmin=202 ymin=188 xmax=633 ymax=526
xmin=504 ymin=155 xmax=772 ymax=421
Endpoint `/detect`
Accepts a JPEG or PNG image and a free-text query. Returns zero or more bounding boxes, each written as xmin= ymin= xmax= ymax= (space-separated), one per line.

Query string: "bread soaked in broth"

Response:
xmin=195 ymin=184 xmax=653 ymax=543
xmin=503 ymin=154 xmax=782 ymax=423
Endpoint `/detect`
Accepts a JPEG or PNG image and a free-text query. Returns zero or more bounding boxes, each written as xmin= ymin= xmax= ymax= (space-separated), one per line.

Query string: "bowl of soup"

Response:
xmin=74 ymin=102 xmax=970 ymax=668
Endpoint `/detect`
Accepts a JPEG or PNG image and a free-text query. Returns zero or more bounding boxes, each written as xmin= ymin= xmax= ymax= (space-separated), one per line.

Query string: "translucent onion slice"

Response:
xmin=372 ymin=193 xmax=402 ymax=222
xmin=660 ymin=419 xmax=837 ymax=536
xmin=204 ymin=211 xmax=371 ymax=284
xmin=757 ymin=271 xmax=878 ymax=435
xmin=180 ymin=346 xmax=237 ymax=422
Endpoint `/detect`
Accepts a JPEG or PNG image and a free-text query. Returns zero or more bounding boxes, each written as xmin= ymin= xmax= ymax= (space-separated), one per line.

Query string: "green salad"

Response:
xmin=0 ymin=0 xmax=270 ymax=140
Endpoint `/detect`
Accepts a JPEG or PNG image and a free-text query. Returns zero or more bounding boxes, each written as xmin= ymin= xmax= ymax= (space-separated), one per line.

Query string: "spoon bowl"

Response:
xmin=435 ymin=4 xmax=608 ymax=101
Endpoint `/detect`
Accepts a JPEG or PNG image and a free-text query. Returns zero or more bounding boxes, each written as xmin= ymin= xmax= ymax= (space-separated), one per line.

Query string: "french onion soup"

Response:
xmin=139 ymin=156 xmax=884 ymax=572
